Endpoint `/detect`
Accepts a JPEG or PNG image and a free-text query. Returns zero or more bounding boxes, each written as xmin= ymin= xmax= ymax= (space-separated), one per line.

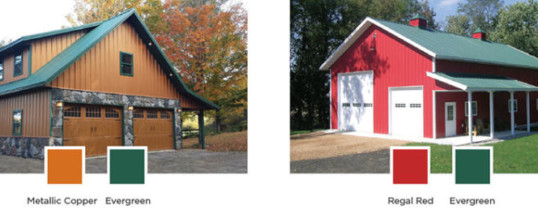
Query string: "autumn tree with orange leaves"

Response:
xmin=155 ymin=0 xmax=247 ymax=132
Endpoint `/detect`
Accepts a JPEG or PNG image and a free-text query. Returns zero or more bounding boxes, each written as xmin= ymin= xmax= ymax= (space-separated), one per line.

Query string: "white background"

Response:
xmin=1 ymin=0 xmax=536 ymax=217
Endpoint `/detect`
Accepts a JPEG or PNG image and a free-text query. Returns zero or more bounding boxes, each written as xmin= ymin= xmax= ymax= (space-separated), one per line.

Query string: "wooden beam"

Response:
xmin=198 ymin=110 xmax=205 ymax=149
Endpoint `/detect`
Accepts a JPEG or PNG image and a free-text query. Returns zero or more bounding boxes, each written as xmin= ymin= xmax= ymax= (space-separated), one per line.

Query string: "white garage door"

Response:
xmin=338 ymin=72 xmax=374 ymax=132
xmin=390 ymin=87 xmax=423 ymax=137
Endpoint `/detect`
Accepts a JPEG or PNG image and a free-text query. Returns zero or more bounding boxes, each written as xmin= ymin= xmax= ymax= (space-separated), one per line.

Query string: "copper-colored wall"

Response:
xmin=48 ymin=22 xmax=202 ymax=109
xmin=31 ymin=31 xmax=86 ymax=74
xmin=0 ymin=89 xmax=50 ymax=137
xmin=0 ymin=48 xmax=30 ymax=85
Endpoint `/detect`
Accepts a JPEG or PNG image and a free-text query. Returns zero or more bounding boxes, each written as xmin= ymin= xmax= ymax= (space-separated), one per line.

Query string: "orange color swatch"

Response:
xmin=46 ymin=149 xmax=83 ymax=184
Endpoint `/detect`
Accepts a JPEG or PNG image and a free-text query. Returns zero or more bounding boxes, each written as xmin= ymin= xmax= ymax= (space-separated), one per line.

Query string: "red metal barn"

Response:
xmin=320 ymin=15 xmax=538 ymax=143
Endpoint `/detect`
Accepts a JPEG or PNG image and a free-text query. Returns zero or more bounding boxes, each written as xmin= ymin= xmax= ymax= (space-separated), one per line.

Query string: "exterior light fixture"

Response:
xmin=169 ymin=74 xmax=173 ymax=77
xmin=370 ymin=33 xmax=377 ymax=51
xmin=148 ymin=42 xmax=152 ymax=46
xmin=128 ymin=106 xmax=134 ymax=111
xmin=177 ymin=108 xmax=182 ymax=113
xmin=56 ymin=102 xmax=63 ymax=108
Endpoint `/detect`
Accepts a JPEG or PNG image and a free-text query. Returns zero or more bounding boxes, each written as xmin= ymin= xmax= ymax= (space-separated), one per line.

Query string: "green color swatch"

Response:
xmin=455 ymin=149 xmax=490 ymax=184
xmin=110 ymin=149 xmax=145 ymax=184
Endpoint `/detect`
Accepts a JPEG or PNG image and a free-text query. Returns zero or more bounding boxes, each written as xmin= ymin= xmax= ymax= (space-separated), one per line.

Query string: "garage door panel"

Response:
xmin=390 ymin=88 xmax=423 ymax=137
xmin=338 ymin=72 xmax=374 ymax=132
xmin=63 ymin=105 xmax=123 ymax=157
xmin=134 ymin=108 xmax=174 ymax=151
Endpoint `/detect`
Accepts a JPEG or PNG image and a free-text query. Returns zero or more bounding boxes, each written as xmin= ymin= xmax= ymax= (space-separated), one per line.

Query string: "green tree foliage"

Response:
xmin=290 ymin=0 xmax=436 ymax=130
xmin=445 ymin=15 xmax=471 ymax=36
xmin=490 ymin=0 xmax=538 ymax=57
xmin=445 ymin=0 xmax=502 ymax=35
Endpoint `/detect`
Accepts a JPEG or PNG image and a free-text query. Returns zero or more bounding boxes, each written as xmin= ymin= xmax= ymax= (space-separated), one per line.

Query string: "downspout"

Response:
xmin=432 ymin=57 xmax=436 ymax=139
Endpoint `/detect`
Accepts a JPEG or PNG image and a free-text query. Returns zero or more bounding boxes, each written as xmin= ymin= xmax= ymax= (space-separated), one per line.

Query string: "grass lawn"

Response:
xmin=182 ymin=130 xmax=247 ymax=152
xmin=405 ymin=133 xmax=538 ymax=173
xmin=290 ymin=129 xmax=324 ymax=135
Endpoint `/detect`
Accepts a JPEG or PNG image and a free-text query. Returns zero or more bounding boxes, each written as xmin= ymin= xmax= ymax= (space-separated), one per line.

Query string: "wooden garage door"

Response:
xmin=133 ymin=108 xmax=174 ymax=151
xmin=63 ymin=104 xmax=123 ymax=156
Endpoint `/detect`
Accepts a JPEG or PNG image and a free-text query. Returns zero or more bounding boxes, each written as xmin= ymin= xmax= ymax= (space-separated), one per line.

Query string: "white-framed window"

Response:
xmin=465 ymin=101 xmax=477 ymax=116
xmin=508 ymin=99 xmax=518 ymax=113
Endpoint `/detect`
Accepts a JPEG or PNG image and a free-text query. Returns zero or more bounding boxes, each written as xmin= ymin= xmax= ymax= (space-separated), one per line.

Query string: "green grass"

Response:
xmin=290 ymin=129 xmax=323 ymax=135
xmin=404 ymin=133 xmax=538 ymax=173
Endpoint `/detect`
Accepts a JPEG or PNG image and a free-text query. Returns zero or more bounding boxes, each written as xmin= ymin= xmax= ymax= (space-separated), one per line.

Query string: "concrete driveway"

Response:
xmin=290 ymin=131 xmax=408 ymax=173
xmin=0 ymin=150 xmax=247 ymax=174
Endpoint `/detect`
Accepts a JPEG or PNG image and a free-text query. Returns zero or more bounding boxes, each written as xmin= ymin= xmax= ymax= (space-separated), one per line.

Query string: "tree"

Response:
xmin=457 ymin=0 xmax=503 ymax=32
xmin=155 ymin=0 xmax=247 ymax=132
xmin=65 ymin=0 xmax=164 ymax=33
xmin=490 ymin=0 xmax=538 ymax=57
xmin=445 ymin=0 xmax=502 ymax=35
xmin=445 ymin=15 xmax=471 ymax=36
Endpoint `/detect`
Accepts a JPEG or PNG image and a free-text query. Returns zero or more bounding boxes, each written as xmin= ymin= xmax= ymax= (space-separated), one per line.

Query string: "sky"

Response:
xmin=431 ymin=0 xmax=526 ymax=28
xmin=0 ymin=0 xmax=248 ymax=43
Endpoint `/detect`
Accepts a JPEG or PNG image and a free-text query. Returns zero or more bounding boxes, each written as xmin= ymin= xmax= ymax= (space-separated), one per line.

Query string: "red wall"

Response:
xmin=434 ymin=60 xmax=538 ymax=137
xmin=330 ymin=25 xmax=434 ymax=137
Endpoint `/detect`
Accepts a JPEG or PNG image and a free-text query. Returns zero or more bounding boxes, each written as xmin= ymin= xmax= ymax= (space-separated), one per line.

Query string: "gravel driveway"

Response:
xmin=290 ymin=131 xmax=408 ymax=173
xmin=0 ymin=150 xmax=247 ymax=174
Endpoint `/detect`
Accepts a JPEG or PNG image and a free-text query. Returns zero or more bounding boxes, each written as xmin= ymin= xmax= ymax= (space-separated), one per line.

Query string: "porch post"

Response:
xmin=527 ymin=91 xmax=530 ymax=132
xmin=198 ymin=110 xmax=205 ymax=149
xmin=467 ymin=91 xmax=473 ymax=143
xmin=489 ymin=91 xmax=494 ymax=138
xmin=510 ymin=91 xmax=515 ymax=135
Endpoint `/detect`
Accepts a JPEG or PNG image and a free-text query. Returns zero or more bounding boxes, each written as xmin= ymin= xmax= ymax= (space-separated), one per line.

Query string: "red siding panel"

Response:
xmin=330 ymin=26 xmax=434 ymax=137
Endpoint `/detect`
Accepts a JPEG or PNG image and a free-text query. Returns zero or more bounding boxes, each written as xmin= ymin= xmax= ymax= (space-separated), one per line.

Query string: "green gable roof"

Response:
xmin=427 ymin=72 xmax=538 ymax=91
xmin=0 ymin=9 xmax=218 ymax=110
xmin=320 ymin=17 xmax=538 ymax=70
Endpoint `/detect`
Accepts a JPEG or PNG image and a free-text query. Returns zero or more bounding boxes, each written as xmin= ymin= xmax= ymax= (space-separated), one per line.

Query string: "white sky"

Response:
xmin=0 ymin=0 xmax=248 ymax=43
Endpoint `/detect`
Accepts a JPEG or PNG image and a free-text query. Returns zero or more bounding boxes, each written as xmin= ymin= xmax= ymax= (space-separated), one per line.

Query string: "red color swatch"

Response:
xmin=392 ymin=149 xmax=428 ymax=184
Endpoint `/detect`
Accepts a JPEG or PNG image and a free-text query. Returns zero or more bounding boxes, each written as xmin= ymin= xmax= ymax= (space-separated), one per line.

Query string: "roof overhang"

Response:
xmin=319 ymin=17 xmax=436 ymax=71
xmin=427 ymin=72 xmax=538 ymax=92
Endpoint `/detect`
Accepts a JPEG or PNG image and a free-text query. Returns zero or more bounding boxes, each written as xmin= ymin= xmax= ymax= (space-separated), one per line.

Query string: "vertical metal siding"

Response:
xmin=0 ymin=89 xmax=50 ymax=137
xmin=31 ymin=31 xmax=85 ymax=75
xmin=0 ymin=47 xmax=30 ymax=85
xmin=330 ymin=26 xmax=433 ymax=137
xmin=47 ymin=22 xmax=202 ymax=109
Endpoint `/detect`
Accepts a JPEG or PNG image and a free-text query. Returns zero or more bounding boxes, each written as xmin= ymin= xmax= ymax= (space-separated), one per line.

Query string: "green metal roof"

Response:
xmin=373 ymin=19 xmax=538 ymax=69
xmin=427 ymin=72 xmax=538 ymax=91
xmin=0 ymin=9 xmax=218 ymax=110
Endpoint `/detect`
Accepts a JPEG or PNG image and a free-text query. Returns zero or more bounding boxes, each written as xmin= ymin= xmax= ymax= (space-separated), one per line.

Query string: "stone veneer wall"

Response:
xmin=0 ymin=137 xmax=48 ymax=159
xmin=50 ymin=88 xmax=182 ymax=149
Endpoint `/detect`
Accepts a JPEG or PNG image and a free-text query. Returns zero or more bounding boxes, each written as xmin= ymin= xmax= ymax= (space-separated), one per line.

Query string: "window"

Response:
xmin=64 ymin=106 xmax=81 ymax=117
xmin=147 ymin=110 xmax=158 ymax=119
xmin=120 ymin=52 xmax=133 ymax=76
xmin=363 ymin=103 xmax=373 ymax=107
xmin=410 ymin=103 xmax=421 ymax=108
xmin=133 ymin=109 xmax=144 ymax=118
xmin=447 ymin=106 xmax=454 ymax=121
xmin=160 ymin=111 xmax=171 ymax=119
xmin=14 ymin=52 xmax=22 ymax=77
xmin=0 ymin=59 xmax=4 ymax=81
xmin=105 ymin=108 xmax=120 ymax=118
xmin=12 ymin=110 xmax=22 ymax=136
xmin=536 ymin=99 xmax=538 ymax=111
xmin=342 ymin=103 xmax=350 ymax=107
xmin=352 ymin=103 xmax=361 ymax=107
xmin=395 ymin=103 xmax=406 ymax=108
xmin=465 ymin=101 xmax=477 ymax=116
xmin=86 ymin=106 xmax=101 ymax=118
xmin=508 ymin=99 xmax=518 ymax=113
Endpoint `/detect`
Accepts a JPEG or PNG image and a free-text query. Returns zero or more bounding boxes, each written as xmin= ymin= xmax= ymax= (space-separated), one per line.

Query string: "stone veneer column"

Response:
xmin=124 ymin=105 xmax=134 ymax=146
xmin=174 ymin=107 xmax=182 ymax=149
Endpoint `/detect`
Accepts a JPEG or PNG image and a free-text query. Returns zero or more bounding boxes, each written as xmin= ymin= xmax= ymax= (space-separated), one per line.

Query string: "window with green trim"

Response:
xmin=465 ymin=101 xmax=477 ymax=117
xmin=120 ymin=52 xmax=133 ymax=76
xmin=14 ymin=52 xmax=23 ymax=77
xmin=12 ymin=110 xmax=22 ymax=136
xmin=0 ymin=59 xmax=4 ymax=81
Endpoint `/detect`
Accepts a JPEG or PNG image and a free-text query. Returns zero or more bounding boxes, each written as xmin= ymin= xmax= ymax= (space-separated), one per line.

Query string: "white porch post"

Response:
xmin=468 ymin=91 xmax=473 ymax=143
xmin=489 ymin=91 xmax=494 ymax=138
xmin=527 ymin=91 xmax=530 ymax=132
xmin=510 ymin=91 xmax=515 ymax=135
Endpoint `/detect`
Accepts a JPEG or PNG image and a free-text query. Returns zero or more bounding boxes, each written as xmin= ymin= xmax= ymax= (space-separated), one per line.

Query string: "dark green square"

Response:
xmin=455 ymin=149 xmax=490 ymax=184
xmin=110 ymin=149 xmax=145 ymax=184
